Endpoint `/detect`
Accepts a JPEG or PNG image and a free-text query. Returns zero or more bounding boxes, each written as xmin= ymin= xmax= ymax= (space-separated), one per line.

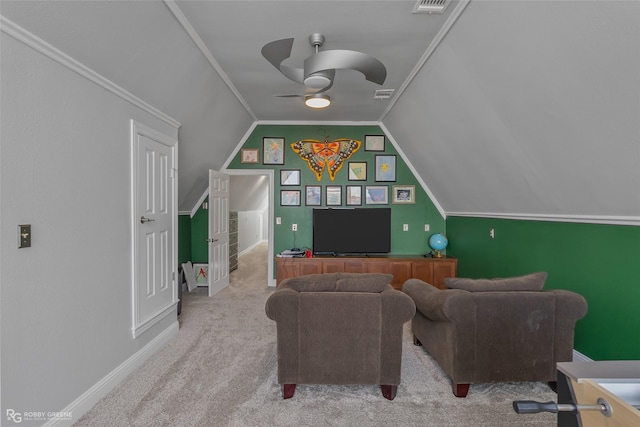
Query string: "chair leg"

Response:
xmin=452 ymin=383 xmax=470 ymax=398
xmin=381 ymin=385 xmax=397 ymax=400
xmin=282 ymin=384 xmax=296 ymax=399
xmin=413 ymin=335 xmax=422 ymax=346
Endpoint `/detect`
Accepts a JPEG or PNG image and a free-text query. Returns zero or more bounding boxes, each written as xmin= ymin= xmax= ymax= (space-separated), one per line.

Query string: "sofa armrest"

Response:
xmin=402 ymin=278 xmax=469 ymax=321
xmin=381 ymin=287 xmax=416 ymax=323
xmin=265 ymin=288 xmax=299 ymax=322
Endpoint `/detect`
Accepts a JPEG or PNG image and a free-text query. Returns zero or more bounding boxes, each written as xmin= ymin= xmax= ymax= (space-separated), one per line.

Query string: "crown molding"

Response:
xmin=1 ymin=16 xmax=180 ymax=129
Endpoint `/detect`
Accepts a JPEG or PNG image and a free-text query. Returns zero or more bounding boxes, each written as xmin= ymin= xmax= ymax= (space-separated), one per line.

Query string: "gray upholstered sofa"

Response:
xmin=265 ymin=272 xmax=415 ymax=400
xmin=402 ymin=272 xmax=587 ymax=398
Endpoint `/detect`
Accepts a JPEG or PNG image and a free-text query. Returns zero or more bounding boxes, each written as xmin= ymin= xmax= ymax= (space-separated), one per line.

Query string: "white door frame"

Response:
xmin=130 ymin=120 xmax=178 ymax=338
xmin=222 ymin=169 xmax=275 ymax=287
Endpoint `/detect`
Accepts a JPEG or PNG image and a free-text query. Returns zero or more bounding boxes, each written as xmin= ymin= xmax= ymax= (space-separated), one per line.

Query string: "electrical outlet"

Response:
xmin=424 ymin=224 xmax=430 ymax=232
xmin=490 ymin=228 xmax=495 ymax=239
xmin=292 ymin=224 xmax=297 ymax=231
xmin=276 ymin=217 xmax=281 ymax=225
xmin=403 ymin=224 xmax=409 ymax=231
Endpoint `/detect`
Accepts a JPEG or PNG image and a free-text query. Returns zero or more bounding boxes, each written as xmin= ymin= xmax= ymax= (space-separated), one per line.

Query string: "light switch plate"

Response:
xmin=19 ymin=224 xmax=31 ymax=248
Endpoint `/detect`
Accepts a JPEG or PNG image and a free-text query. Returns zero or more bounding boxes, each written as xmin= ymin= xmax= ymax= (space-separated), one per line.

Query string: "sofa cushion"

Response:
xmin=336 ymin=273 xmax=393 ymax=292
xmin=444 ymin=272 xmax=547 ymax=292
xmin=279 ymin=273 xmax=342 ymax=292
xmin=280 ymin=272 xmax=392 ymax=293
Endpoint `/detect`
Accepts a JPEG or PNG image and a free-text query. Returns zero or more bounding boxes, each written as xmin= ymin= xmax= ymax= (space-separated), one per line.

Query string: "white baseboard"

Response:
xmin=238 ymin=239 xmax=267 ymax=257
xmin=43 ymin=321 xmax=179 ymax=427
xmin=572 ymin=349 xmax=593 ymax=362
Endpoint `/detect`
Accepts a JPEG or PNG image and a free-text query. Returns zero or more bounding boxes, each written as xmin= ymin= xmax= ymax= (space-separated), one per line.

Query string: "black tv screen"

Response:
xmin=313 ymin=208 xmax=391 ymax=255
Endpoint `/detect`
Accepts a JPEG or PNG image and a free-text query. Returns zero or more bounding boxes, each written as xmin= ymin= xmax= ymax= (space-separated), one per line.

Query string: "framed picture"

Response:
xmin=280 ymin=190 xmax=301 ymax=206
xmin=375 ymin=155 xmax=396 ymax=182
xmin=392 ymin=185 xmax=415 ymax=204
xmin=365 ymin=135 xmax=385 ymax=151
xmin=280 ymin=169 xmax=300 ymax=186
xmin=193 ymin=263 xmax=208 ymax=286
xmin=263 ymin=137 xmax=285 ymax=165
xmin=326 ymin=185 xmax=342 ymax=206
xmin=346 ymin=185 xmax=362 ymax=206
xmin=365 ymin=185 xmax=388 ymax=205
xmin=305 ymin=185 xmax=322 ymax=206
xmin=348 ymin=161 xmax=367 ymax=181
xmin=240 ymin=148 xmax=259 ymax=164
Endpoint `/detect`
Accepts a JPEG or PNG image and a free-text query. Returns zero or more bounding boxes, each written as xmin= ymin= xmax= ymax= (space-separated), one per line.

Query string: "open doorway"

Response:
xmin=224 ymin=169 xmax=275 ymax=286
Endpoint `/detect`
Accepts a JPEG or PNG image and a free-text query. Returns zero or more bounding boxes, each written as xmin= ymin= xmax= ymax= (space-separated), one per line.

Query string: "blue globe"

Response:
xmin=429 ymin=233 xmax=448 ymax=251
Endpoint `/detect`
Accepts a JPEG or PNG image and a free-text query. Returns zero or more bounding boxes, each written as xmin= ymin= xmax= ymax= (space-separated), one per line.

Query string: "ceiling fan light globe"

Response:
xmin=305 ymin=94 xmax=331 ymax=109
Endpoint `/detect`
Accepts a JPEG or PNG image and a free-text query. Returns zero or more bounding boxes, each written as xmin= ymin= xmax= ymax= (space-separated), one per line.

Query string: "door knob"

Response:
xmin=140 ymin=216 xmax=156 ymax=224
xmin=207 ymin=238 xmax=218 ymax=243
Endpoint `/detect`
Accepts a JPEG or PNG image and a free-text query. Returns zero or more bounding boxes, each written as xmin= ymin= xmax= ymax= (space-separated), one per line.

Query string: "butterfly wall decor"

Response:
xmin=291 ymin=137 xmax=361 ymax=181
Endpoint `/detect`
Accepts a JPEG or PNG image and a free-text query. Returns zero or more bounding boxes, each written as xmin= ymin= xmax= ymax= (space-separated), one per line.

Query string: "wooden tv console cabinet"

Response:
xmin=275 ymin=255 xmax=457 ymax=290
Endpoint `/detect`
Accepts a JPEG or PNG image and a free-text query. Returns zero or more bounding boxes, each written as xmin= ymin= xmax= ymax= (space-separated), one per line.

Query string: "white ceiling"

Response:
xmin=171 ymin=0 xmax=463 ymax=121
xmin=2 ymin=0 xmax=639 ymax=222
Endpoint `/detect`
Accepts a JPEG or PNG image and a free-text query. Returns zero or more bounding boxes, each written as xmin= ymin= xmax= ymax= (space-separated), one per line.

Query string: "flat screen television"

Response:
xmin=312 ymin=208 xmax=391 ymax=255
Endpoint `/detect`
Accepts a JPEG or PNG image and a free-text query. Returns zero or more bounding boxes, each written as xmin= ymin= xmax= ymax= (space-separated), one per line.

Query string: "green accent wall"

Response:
xmin=190 ymin=198 xmax=209 ymax=263
xmin=227 ymin=124 xmax=445 ymax=260
xmin=446 ymin=216 xmax=640 ymax=361
xmin=178 ymin=214 xmax=192 ymax=265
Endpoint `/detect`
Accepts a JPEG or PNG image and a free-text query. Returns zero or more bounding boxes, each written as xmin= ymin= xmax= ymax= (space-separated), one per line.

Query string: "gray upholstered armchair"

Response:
xmin=402 ymin=272 xmax=587 ymax=398
xmin=265 ymin=272 xmax=415 ymax=400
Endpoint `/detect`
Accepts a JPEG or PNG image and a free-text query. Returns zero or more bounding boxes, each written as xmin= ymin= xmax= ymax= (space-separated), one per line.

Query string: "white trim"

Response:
xmin=221 ymin=122 xmax=259 ymax=171
xmin=163 ymin=0 xmax=257 ymax=121
xmin=43 ymin=321 xmax=178 ymax=427
xmin=572 ymin=349 xmax=593 ymax=363
xmin=255 ymin=120 xmax=381 ymax=126
xmin=191 ymin=188 xmax=210 ymax=218
xmin=378 ymin=0 xmax=471 ymax=122
xmin=238 ymin=239 xmax=267 ymax=257
xmin=446 ymin=211 xmax=640 ymax=227
xmin=379 ymin=123 xmax=446 ymax=220
xmin=0 ymin=16 xmax=180 ymax=129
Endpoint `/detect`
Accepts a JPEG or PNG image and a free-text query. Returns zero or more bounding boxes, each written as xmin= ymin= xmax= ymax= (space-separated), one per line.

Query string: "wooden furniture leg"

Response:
xmin=381 ymin=385 xmax=397 ymax=400
xmin=282 ymin=384 xmax=296 ymax=399
xmin=453 ymin=383 xmax=470 ymax=398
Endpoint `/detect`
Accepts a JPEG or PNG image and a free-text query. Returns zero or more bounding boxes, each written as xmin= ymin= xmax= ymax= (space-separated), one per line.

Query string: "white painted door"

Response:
xmin=132 ymin=121 xmax=178 ymax=338
xmin=207 ymin=170 xmax=230 ymax=296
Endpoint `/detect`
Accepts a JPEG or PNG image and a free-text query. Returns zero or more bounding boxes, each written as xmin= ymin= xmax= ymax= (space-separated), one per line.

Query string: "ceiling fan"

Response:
xmin=261 ymin=33 xmax=387 ymax=105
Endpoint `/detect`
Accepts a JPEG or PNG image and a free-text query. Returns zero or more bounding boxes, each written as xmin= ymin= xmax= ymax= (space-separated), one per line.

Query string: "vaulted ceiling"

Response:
xmin=2 ymin=0 xmax=638 ymax=223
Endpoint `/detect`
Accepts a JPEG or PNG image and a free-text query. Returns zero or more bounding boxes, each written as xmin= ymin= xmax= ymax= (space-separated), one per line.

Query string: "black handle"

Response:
xmin=513 ymin=400 xmax=559 ymax=414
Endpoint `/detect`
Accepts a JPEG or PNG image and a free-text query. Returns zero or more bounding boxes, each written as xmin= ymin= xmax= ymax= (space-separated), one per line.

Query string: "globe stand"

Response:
xmin=433 ymin=250 xmax=444 ymax=258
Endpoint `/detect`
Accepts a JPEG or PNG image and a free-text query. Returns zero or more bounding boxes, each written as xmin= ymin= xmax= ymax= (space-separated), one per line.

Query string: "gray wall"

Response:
xmin=0 ymin=32 xmax=179 ymax=423
xmin=383 ymin=0 xmax=640 ymax=220
xmin=0 ymin=6 xmax=253 ymax=424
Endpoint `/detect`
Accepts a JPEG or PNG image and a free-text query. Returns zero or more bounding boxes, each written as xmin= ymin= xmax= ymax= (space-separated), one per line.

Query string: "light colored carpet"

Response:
xmin=76 ymin=242 xmax=555 ymax=426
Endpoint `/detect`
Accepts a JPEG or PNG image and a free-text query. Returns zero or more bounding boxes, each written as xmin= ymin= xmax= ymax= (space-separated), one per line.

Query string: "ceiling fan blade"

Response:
xmin=304 ymin=50 xmax=387 ymax=85
xmin=261 ymin=38 xmax=304 ymax=84
xmin=274 ymin=94 xmax=305 ymax=98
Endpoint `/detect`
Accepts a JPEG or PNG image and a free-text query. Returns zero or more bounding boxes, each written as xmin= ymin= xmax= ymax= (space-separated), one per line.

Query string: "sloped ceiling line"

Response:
xmin=379 ymin=122 xmax=446 ymax=219
xmin=0 ymin=15 xmax=180 ymax=129
xmin=378 ymin=0 xmax=471 ymax=122
xmin=163 ymin=0 xmax=257 ymax=121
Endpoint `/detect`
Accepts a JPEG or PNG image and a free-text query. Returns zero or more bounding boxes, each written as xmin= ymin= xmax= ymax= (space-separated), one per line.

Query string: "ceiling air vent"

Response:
xmin=412 ymin=0 xmax=451 ymax=14
xmin=373 ymin=89 xmax=395 ymax=100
